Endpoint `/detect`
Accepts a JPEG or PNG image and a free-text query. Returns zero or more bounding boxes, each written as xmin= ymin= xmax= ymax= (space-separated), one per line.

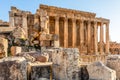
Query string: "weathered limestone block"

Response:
xmin=87 ymin=61 xmax=116 ymax=80
xmin=11 ymin=46 xmax=22 ymax=56
xmin=16 ymin=52 xmax=37 ymax=62
xmin=40 ymin=34 xmax=58 ymax=41
xmin=106 ymin=55 xmax=120 ymax=80
xmin=12 ymin=27 xmax=26 ymax=39
xmin=0 ymin=37 xmax=8 ymax=57
xmin=43 ymin=48 xmax=80 ymax=80
xmin=27 ymin=62 xmax=52 ymax=80
xmin=16 ymin=51 xmax=48 ymax=62
xmin=0 ymin=57 xmax=27 ymax=80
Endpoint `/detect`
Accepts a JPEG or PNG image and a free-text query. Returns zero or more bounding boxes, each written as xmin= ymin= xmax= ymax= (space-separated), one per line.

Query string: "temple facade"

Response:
xmin=39 ymin=5 xmax=110 ymax=55
xmin=0 ymin=4 xmax=110 ymax=63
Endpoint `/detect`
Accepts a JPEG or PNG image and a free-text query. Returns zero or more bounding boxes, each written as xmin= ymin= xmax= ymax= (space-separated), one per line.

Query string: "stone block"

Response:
xmin=11 ymin=46 xmax=22 ymax=56
xmin=87 ymin=61 xmax=116 ymax=80
xmin=0 ymin=57 xmax=27 ymax=80
xmin=27 ymin=62 xmax=52 ymax=80
xmin=43 ymin=48 xmax=80 ymax=80
xmin=16 ymin=51 xmax=49 ymax=62
xmin=0 ymin=37 xmax=8 ymax=57
xmin=40 ymin=40 xmax=51 ymax=46
xmin=106 ymin=55 xmax=120 ymax=80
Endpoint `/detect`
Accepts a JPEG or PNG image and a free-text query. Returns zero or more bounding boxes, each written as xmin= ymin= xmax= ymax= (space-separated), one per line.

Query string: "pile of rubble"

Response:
xmin=0 ymin=47 xmax=80 ymax=80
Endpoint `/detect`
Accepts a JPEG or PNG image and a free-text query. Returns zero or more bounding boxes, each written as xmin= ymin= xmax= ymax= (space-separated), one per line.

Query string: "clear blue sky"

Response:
xmin=0 ymin=0 xmax=120 ymax=42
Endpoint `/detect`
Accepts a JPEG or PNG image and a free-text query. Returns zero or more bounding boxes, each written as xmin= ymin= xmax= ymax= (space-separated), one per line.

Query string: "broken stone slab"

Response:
xmin=16 ymin=51 xmax=49 ymax=62
xmin=0 ymin=57 xmax=27 ymax=80
xmin=87 ymin=61 xmax=116 ymax=80
xmin=106 ymin=55 xmax=120 ymax=80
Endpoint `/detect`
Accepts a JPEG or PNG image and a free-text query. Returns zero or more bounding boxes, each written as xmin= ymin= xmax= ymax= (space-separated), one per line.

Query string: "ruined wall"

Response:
xmin=9 ymin=6 xmax=31 ymax=39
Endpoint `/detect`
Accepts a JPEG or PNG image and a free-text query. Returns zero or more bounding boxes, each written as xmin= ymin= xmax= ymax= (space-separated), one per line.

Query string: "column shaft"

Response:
xmin=72 ymin=19 xmax=76 ymax=47
xmin=87 ymin=21 xmax=91 ymax=54
xmin=54 ymin=17 xmax=60 ymax=47
xmin=23 ymin=14 xmax=28 ymax=39
xmin=106 ymin=23 xmax=109 ymax=54
xmin=94 ymin=22 xmax=98 ymax=54
xmin=100 ymin=22 xmax=104 ymax=54
xmin=64 ymin=18 xmax=68 ymax=48
xmin=80 ymin=20 xmax=84 ymax=53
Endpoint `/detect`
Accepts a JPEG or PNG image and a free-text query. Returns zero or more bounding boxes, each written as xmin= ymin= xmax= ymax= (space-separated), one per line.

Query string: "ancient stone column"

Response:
xmin=9 ymin=12 xmax=15 ymax=27
xmin=54 ymin=17 xmax=60 ymax=47
xmin=80 ymin=20 xmax=84 ymax=53
xmin=87 ymin=21 xmax=91 ymax=54
xmin=22 ymin=14 xmax=28 ymax=39
xmin=64 ymin=18 xmax=68 ymax=48
xmin=94 ymin=22 xmax=98 ymax=55
xmin=100 ymin=22 xmax=104 ymax=54
xmin=72 ymin=19 xmax=76 ymax=47
xmin=105 ymin=22 xmax=110 ymax=54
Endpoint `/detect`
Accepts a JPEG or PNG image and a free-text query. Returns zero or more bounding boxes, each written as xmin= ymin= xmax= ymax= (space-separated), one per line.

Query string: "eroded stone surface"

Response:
xmin=106 ymin=55 xmax=120 ymax=80
xmin=0 ymin=57 xmax=27 ymax=80
xmin=43 ymin=48 xmax=80 ymax=80
xmin=0 ymin=37 xmax=8 ymax=58
xmin=87 ymin=61 xmax=116 ymax=80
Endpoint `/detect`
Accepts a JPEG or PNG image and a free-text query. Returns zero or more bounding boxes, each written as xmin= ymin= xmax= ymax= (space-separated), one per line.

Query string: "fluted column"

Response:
xmin=105 ymin=22 xmax=110 ymax=54
xmin=64 ymin=18 xmax=68 ymax=48
xmin=54 ymin=17 xmax=60 ymax=47
xmin=72 ymin=19 xmax=76 ymax=47
xmin=87 ymin=21 xmax=91 ymax=54
xmin=80 ymin=20 xmax=84 ymax=53
xmin=100 ymin=22 xmax=104 ymax=54
xmin=94 ymin=22 xmax=98 ymax=54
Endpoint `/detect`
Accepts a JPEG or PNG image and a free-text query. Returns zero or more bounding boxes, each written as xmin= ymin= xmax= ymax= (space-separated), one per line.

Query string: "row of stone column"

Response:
xmin=53 ymin=16 xmax=109 ymax=55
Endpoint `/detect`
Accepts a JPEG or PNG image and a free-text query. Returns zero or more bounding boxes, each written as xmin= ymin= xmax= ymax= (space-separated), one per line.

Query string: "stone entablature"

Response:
xmin=39 ymin=4 xmax=96 ymax=18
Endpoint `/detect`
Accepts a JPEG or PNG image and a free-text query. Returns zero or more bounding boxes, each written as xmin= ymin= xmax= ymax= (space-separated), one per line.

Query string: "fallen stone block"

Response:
xmin=106 ymin=55 xmax=120 ymax=80
xmin=27 ymin=62 xmax=52 ymax=80
xmin=87 ymin=61 xmax=116 ymax=80
xmin=0 ymin=57 xmax=27 ymax=80
xmin=16 ymin=51 xmax=49 ymax=62
xmin=43 ymin=48 xmax=81 ymax=80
